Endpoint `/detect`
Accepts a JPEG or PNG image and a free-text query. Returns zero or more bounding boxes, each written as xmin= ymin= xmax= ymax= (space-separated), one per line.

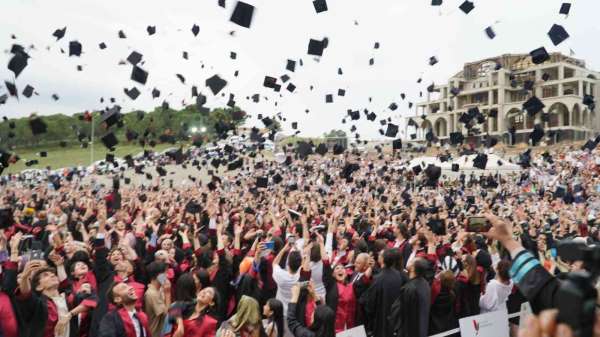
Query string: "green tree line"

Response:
xmin=0 ymin=105 xmax=249 ymax=150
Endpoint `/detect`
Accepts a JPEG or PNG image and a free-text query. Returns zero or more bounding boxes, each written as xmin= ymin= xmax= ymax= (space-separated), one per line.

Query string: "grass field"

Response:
xmin=6 ymin=142 xmax=177 ymax=174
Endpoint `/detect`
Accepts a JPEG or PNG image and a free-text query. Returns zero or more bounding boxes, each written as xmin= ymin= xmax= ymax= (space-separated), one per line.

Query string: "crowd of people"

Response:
xmin=1 ymin=142 xmax=599 ymax=337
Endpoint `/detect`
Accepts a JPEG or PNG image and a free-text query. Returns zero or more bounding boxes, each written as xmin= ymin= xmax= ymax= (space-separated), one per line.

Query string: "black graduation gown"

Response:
xmin=360 ymin=268 xmax=407 ymax=337
xmin=393 ymin=277 xmax=431 ymax=337
xmin=429 ymin=289 xmax=458 ymax=335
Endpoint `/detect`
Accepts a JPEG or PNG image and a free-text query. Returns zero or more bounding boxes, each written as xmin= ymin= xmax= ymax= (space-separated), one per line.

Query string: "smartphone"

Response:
xmin=264 ymin=241 xmax=275 ymax=251
xmin=466 ymin=217 xmax=491 ymax=233
xmin=288 ymin=236 xmax=296 ymax=244
xmin=298 ymin=281 xmax=310 ymax=288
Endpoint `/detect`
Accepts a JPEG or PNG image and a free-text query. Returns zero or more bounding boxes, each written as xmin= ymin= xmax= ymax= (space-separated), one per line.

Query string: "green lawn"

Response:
xmin=6 ymin=142 xmax=178 ymax=174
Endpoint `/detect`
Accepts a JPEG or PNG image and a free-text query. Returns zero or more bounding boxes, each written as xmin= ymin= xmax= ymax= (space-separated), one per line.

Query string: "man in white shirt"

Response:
xmin=272 ymin=242 xmax=303 ymax=316
xmin=480 ymin=260 xmax=513 ymax=313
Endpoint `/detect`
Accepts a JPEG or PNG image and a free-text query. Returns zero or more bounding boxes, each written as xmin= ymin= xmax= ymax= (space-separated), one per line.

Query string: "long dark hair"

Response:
xmin=266 ymin=299 xmax=284 ymax=337
xmin=175 ymin=273 xmax=196 ymax=302
xmin=311 ymin=305 xmax=336 ymax=337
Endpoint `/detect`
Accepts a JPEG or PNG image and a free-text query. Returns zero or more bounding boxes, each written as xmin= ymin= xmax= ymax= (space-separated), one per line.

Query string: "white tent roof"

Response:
xmin=397 ymin=154 xmax=521 ymax=172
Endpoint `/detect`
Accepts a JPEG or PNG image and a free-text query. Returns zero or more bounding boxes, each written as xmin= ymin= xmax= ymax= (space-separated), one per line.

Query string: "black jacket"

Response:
xmin=429 ymin=289 xmax=458 ymax=335
xmin=360 ymin=268 xmax=407 ymax=337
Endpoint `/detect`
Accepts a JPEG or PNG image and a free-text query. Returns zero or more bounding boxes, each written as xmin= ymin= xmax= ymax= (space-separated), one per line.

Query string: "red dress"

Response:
xmin=177 ymin=315 xmax=218 ymax=337
xmin=334 ymin=282 xmax=356 ymax=333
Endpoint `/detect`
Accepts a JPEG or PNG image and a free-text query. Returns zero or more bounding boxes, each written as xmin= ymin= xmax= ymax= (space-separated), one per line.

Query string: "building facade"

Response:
xmin=412 ymin=53 xmax=599 ymax=145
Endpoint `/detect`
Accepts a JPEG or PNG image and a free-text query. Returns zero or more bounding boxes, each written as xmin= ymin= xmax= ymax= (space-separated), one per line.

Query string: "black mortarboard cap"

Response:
xmin=124 ymin=87 xmax=140 ymax=100
xmin=523 ymin=96 xmax=545 ymax=116
xmin=219 ymin=0 xmax=226 ymax=7
xmin=308 ymin=39 xmax=325 ymax=56
xmin=316 ymin=143 xmax=328 ymax=155
xmin=191 ymin=24 xmax=200 ymax=36
xmin=583 ymin=94 xmax=595 ymax=110
xmin=101 ymin=106 xmax=121 ymax=128
xmin=429 ymin=56 xmax=438 ymax=66
xmin=333 ymin=144 xmax=345 ymax=155
xmin=99 ymin=42 xmax=107 ymax=49
xmin=385 ymin=123 xmax=398 ymax=137
xmin=542 ymin=73 xmax=550 ymax=81
xmin=530 ymin=124 xmax=544 ymax=144
xmin=452 ymin=163 xmax=459 ymax=172
xmin=349 ymin=110 xmax=360 ymax=120
xmin=287 ymin=83 xmax=296 ymax=92
xmin=367 ymin=112 xmax=377 ymax=121
xmin=530 ymin=47 xmax=550 ymax=64
xmin=228 ymin=158 xmax=244 ymax=171
xmin=29 ymin=117 xmax=47 ymax=135
xmin=256 ymin=176 xmax=268 ymax=188
xmin=69 ymin=41 xmax=82 ymax=56
xmin=431 ymin=0 xmax=442 ymax=5
xmin=230 ymin=1 xmax=254 ymax=28
xmin=286 ymin=59 xmax=296 ymax=72
xmin=450 ymin=132 xmax=464 ymax=145
xmin=147 ymin=26 xmax=156 ymax=35
xmin=485 ymin=26 xmax=496 ymax=39
xmin=559 ymin=3 xmax=571 ymax=15
xmin=338 ymin=89 xmax=346 ymax=96
xmin=297 ymin=141 xmax=313 ymax=157
xmin=206 ymin=74 xmax=227 ymax=95
xmin=106 ymin=153 xmax=115 ymax=163
xmin=548 ymin=24 xmax=570 ymax=46
xmin=392 ymin=139 xmax=402 ymax=150
xmin=118 ymin=30 xmax=126 ymax=39
xmin=412 ymin=165 xmax=422 ymax=175
xmin=459 ymin=0 xmax=474 ymax=14
xmin=176 ymin=74 xmax=186 ymax=84
xmin=427 ymin=83 xmax=435 ymax=93
xmin=152 ymin=88 xmax=161 ymax=98
xmin=127 ymin=51 xmax=143 ymax=65
xmin=325 ymin=94 xmax=333 ymax=103
xmin=473 ymin=153 xmax=488 ymax=169
xmin=53 ymin=27 xmax=66 ymax=41
xmin=156 ymin=166 xmax=167 ymax=177
xmin=101 ymin=132 xmax=118 ymax=150
xmin=313 ymin=0 xmax=328 ymax=13
xmin=22 ymin=85 xmax=34 ymax=98
xmin=8 ymin=51 xmax=28 ymax=78
xmin=389 ymin=103 xmax=398 ymax=111
xmin=131 ymin=66 xmax=148 ymax=85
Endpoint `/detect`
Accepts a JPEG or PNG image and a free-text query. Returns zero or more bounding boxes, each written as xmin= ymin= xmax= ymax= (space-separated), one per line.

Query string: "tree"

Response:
xmin=323 ymin=129 xmax=347 ymax=138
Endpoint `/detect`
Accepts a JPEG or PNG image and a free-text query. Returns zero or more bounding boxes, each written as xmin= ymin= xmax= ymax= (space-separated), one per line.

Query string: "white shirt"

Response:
xmin=272 ymin=264 xmax=300 ymax=316
xmin=128 ymin=310 xmax=142 ymax=337
xmin=479 ymin=279 xmax=513 ymax=313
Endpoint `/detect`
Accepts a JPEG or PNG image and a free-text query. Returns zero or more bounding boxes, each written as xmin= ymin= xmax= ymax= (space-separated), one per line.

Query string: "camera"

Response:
xmin=555 ymin=240 xmax=600 ymax=337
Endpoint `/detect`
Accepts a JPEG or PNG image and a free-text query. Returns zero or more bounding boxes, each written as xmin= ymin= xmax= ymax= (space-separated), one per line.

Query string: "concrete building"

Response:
xmin=411 ymin=53 xmax=599 ymax=145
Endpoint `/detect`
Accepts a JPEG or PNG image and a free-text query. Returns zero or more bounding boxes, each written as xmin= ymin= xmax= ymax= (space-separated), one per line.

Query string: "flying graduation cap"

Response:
xmin=548 ymin=24 xmax=570 ymax=46
xmin=230 ymin=1 xmax=255 ymax=28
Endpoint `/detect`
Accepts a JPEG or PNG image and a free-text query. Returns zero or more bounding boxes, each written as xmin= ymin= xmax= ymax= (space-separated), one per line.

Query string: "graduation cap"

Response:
xmin=0 ymin=94 xmax=7 ymax=104
xmin=389 ymin=103 xmax=398 ymax=111
xmin=530 ymin=47 xmax=550 ymax=65
xmin=22 ymin=85 xmax=34 ymax=98
xmin=427 ymin=83 xmax=435 ymax=93
xmin=407 ymin=118 xmax=418 ymax=127
xmin=548 ymin=24 xmax=569 ymax=46
xmin=315 ymin=143 xmax=328 ymax=155
xmin=147 ymin=25 xmax=156 ymax=35
xmin=313 ymin=0 xmax=328 ymax=13
xmin=412 ymin=165 xmax=422 ymax=175
xmin=459 ymin=0 xmax=474 ymax=14
xmin=52 ymin=27 xmax=67 ymax=41
xmin=131 ymin=66 xmax=148 ymax=85
xmin=523 ymin=96 xmax=545 ymax=116
xmin=431 ymin=0 xmax=442 ymax=5
xmin=473 ymin=153 xmax=488 ymax=169
xmin=451 ymin=163 xmax=459 ymax=172
xmin=156 ymin=166 xmax=167 ymax=177
xmin=325 ymin=94 xmax=333 ymax=103
xmin=297 ymin=141 xmax=313 ymax=157
xmin=367 ymin=112 xmax=377 ymax=121
xmin=101 ymin=106 xmax=122 ymax=128
xmin=230 ymin=1 xmax=254 ymax=28
xmin=206 ymin=74 xmax=227 ymax=95
xmin=485 ymin=26 xmax=496 ymax=39
xmin=256 ymin=176 xmax=268 ymax=188
xmin=106 ymin=153 xmax=115 ymax=163
xmin=338 ymin=67 xmax=343 ymax=75
xmin=307 ymin=39 xmax=325 ymax=56
xmin=450 ymin=87 xmax=460 ymax=96
xmin=101 ymin=132 xmax=118 ymax=150
xmin=118 ymin=30 xmax=127 ymax=39
xmin=583 ymin=94 xmax=595 ymax=111
xmin=559 ymin=3 xmax=571 ymax=15
xmin=191 ymin=24 xmax=200 ymax=36
xmin=227 ymin=158 xmax=244 ymax=170
xmin=68 ymin=40 xmax=82 ymax=57
xmin=341 ymin=163 xmax=360 ymax=180
xmin=338 ymin=89 xmax=346 ymax=96
xmin=127 ymin=51 xmax=143 ymax=65
xmin=429 ymin=56 xmax=438 ymax=66
xmin=52 ymin=94 xmax=60 ymax=101
xmin=8 ymin=50 xmax=29 ymax=78
xmin=385 ymin=123 xmax=398 ymax=137
xmin=542 ymin=73 xmax=550 ymax=81
xmin=286 ymin=83 xmax=296 ymax=93
xmin=176 ymin=74 xmax=186 ymax=84
xmin=25 ymin=159 xmax=38 ymax=167
xmin=152 ymin=88 xmax=161 ymax=99
xmin=530 ymin=124 xmax=545 ymax=145
xmin=286 ymin=59 xmax=296 ymax=72
xmin=425 ymin=164 xmax=441 ymax=182
xmin=126 ymin=129 xmax=138 ymax=141
xmin=29 ymin=117 xmax=47 ymax=135
xmin=348 ymin=110 xmax=360 ymax=120
xmin=392 ymin=139 xmax=402 ymax=150
xmin=369 ymin=58 xmax=375 ymax=66
xmin=124 ymin=87 xmax=140 ymax=100
xmin=39 ymin=151 xmax=47 ymax=157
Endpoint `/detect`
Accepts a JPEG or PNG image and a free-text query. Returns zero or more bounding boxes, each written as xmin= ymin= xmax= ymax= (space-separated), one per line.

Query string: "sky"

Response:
xmin=0 ymin=0 xmax=599 ymax=140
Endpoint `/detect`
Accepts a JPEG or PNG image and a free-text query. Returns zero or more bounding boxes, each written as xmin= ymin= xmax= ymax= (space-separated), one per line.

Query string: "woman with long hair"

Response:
xmin=171 ymin=287 xmax=220 ymax=337
xmin=455 ymin=255 xmax=483 ymax=318
xmin=287 ymin=284 xmax=336 ymax=337
xmin=262 ymin=299 xmax=284 ymax=337
xmin=217 ymin=295 xmax=266 ymax=337
xmin=429 ymin=270 xmax=458 ymax=335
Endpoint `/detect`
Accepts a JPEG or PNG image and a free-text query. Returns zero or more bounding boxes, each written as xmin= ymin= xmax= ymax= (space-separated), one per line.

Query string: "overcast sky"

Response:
xmin=1 ymin=0 xmax=599 ymax=139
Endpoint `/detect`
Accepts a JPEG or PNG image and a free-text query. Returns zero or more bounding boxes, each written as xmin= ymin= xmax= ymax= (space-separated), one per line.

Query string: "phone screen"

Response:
xmin=466 ymin=217 xmax=491 ymax=233
xmin=264 ymin=241 xmax=275 ymax=250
